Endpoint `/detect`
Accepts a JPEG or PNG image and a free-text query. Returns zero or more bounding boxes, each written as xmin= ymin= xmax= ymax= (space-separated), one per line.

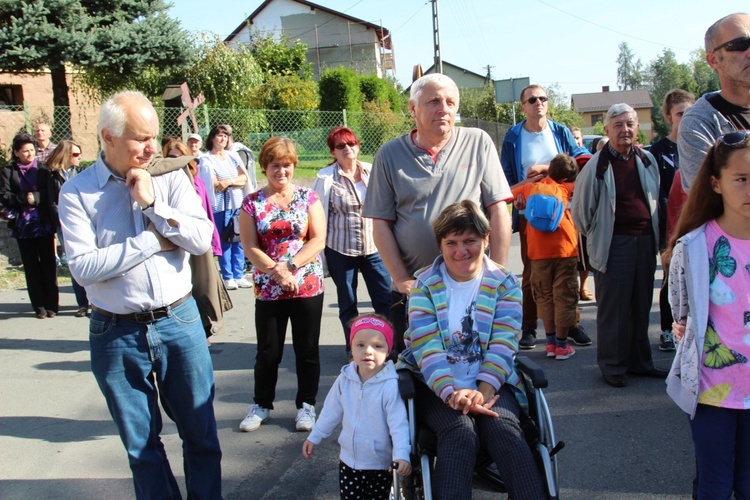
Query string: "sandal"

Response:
xmin=580 ymin=288 xmax=594 ymax=301
xmin=75 ymin=307 xmax=88 ymax=318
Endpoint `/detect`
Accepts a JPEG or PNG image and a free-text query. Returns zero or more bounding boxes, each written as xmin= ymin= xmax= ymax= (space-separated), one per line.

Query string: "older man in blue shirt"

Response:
xmin=59 ymin=91 xmax=222 ymax=499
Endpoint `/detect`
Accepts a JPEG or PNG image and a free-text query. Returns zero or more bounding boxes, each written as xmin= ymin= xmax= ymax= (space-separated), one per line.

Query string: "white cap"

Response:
xmin=187 ymin=133 xmax=202 ymax=142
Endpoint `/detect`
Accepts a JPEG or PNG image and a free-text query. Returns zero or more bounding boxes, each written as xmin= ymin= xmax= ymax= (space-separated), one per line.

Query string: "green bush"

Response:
xmin=318 ymin=67 xmax=363 ymax=113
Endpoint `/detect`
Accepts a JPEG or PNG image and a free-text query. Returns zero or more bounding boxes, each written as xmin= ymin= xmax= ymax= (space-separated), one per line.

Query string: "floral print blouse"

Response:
xmin=242 ymin=186 xmax=324 ymax=301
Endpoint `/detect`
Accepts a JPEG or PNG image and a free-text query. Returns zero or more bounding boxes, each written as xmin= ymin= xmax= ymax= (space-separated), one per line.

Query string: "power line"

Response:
xmin=534 ymin=0 xmax=693 ymax=52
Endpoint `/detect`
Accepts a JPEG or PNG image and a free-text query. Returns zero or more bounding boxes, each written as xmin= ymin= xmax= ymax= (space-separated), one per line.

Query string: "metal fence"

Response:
xmin=0 ymin=104 xmax=514 ymax=173
xmin=0 ymin=104 xmax=415 ymax=171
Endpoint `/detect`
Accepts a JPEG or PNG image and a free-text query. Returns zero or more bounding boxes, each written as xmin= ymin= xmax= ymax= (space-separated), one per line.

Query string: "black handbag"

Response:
xmin=222 ymin=208 xmax=241 ymax=244
xmin=220 ymin=189 xmax=241 ymax=244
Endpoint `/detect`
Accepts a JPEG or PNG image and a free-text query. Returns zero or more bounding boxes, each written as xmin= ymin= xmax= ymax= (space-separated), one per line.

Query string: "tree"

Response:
xmin=616 ymin=42 xmax=644 ymax=90
xmin=643 ymin=48 xmax=693 ymax=138
xmin=545 ymin=83 xmax=583 ymax=128
xmin=458 ymin=85 xmax=501 ymax=121
xmin=248 ymin=32 xmax=313 ymax=80
xmin=689 ymin=49 xmax=720 ymax=97
xmin=0 ymin=0 xmax=194 ymax=134
xmin=318 ymin=67 xmax=363 ymax=112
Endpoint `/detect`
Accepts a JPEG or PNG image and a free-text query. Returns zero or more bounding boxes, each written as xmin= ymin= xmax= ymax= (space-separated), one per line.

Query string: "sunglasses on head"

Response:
xmin=524 ymin=96 xmax=548 ymax=105
xmin=70 ymin=152 xmax=81 ymax=157
xmin=712 ymin=36 xmax=750 ymax=53
xmin=166 ymin=154 xmax=181 ymax=158
xmin=718 ymin=130 xmax=750 ymax=147
xmin=334 ymin=141 xmax=358 ymax=150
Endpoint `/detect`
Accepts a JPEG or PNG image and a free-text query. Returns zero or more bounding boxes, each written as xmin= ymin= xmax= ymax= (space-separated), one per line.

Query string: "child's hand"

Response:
xmin=390 ymin=459 xmax=412 ymax=476
xmin=302 ymin=439 xmax=315 ymax=459
xmin=673 ymin=320 xmax=686 ymax=342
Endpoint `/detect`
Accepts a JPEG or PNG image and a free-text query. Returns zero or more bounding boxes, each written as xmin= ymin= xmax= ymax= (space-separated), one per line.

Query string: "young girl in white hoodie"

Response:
xmin=302 ymin=314 xmax=411 ymax=498
xmin=666 ymin=130 xmax=750 ymax=499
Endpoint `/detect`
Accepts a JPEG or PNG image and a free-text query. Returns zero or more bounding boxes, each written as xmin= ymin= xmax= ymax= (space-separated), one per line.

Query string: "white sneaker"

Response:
xmin=239 ymin=404 xmax=270 ymax=432
xmin=295 ymin=403 xmax=316 ymax=432
xmin=224 ymin=279 xmax=238 ymax=290
xmin=236 ymin=277 xmax=253 ymax=288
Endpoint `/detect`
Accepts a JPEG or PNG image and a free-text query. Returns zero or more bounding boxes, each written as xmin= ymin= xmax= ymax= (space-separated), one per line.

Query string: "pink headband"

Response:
xmin=350 ymin=316 xmax=394 ymax=352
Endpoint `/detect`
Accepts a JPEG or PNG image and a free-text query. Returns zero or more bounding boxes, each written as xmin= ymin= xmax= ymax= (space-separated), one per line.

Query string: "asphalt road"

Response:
xmin=0 ymin=233 xmax=695 ymax=499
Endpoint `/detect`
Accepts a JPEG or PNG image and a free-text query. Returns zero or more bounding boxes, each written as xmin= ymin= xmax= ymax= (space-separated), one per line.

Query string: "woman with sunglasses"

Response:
xmin=665 ymin=130 xmax=750 ymax=499
xmin=0 ymin=133 xmax=59 ymax=318
xmin=40 ymin=140 xmax=88 ymax=316
xmin=312 ymin=127 xmax=391 ymax=358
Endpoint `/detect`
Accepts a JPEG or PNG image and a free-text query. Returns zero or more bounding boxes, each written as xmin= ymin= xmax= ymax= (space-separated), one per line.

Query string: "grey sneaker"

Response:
xmin=659 ymin=331 xmax=676 ymax=351
xmin=519 ymin=327 xmax=536 ymax=350
xmin=239 ymin=404 xmax=270 ymax=432
xmin=295 ymin=402 xmax=316 ymax=431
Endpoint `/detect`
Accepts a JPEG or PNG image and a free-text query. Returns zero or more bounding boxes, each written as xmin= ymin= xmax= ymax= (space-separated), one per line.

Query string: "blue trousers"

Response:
xmin=214 ymin=209 xmax=245 ymax=280
xmin=324 ymin=247 xmax=392 ymax=350
xmin=690 ymin=404 xmax=750 ymax=500
xmin=89 ymin=297 xmax=222 ymax=499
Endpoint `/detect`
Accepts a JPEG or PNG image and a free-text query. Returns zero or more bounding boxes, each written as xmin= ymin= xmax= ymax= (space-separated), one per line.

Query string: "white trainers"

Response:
xmin=224 ymin=279 xmax=238 ymax=290
xmin=239 ymin=404 xmax=270 ymax=432
xmin=236 ymin=277 xmax=253 ymax=288
xmin=295 ymin=403 xmax=316 ymax=432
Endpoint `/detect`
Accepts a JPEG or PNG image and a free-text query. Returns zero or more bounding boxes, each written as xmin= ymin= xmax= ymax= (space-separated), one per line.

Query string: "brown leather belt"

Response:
xmin=91 ymin=292 xmax=191 ymax=324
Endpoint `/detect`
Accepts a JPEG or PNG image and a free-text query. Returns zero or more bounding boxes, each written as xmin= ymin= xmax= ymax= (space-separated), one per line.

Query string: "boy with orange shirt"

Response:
xmin=512 ymin=154 xmax=580 ymax=360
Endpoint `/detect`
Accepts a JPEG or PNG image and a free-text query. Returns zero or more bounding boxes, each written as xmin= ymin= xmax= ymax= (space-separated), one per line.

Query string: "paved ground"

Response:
xmin=0 ymin=233 xmax=695 ymax=499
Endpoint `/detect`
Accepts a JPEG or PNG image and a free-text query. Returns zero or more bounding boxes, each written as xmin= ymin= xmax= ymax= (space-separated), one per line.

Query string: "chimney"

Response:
xmin=602 ymin=86 xmax=610 ymax=92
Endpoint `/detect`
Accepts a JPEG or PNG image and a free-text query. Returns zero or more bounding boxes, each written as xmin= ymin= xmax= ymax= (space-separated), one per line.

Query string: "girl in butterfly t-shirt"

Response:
xmin=664 ymin=130 xmax=750 ymax=499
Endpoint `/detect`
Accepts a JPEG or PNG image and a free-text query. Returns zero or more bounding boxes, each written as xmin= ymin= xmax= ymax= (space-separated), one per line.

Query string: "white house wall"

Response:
xmin=228 ymin=0 xmax=384 ymax=79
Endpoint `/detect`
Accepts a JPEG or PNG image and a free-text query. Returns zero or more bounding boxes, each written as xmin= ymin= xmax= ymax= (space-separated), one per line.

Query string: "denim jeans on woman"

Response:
xmin=214 ymin=209 xmax=245 ymax=280
xmin=89 ymin=296 xmax=222 ymax=499
xmin=324 ymin=247 xmax=392 ymax=351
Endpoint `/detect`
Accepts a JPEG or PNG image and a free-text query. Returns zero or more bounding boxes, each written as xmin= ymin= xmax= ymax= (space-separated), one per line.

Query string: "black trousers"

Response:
xmin=17 ymin=235 xmax=58 ymax=313
xmin=254 ymin=295 xmax=324 ymax=409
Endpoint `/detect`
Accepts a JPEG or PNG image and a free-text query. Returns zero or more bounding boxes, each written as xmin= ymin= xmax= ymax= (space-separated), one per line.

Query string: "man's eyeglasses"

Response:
xmin=524 ymin=96 xmax=548 ymax=105
xmin=334 ymin=141 xmax=358 ymax=150
xmin=70 ymin=152 xmax=81 ymax=157
xmin=712 ymin=36 xmax=750 ymax=53
xmin=719 ymin=130 xmax=750 ymax=147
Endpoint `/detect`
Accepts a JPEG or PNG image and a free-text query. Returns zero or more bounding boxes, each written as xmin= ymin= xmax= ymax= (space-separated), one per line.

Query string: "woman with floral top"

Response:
xmin=238 ymin=136 xmax=326 ymax=433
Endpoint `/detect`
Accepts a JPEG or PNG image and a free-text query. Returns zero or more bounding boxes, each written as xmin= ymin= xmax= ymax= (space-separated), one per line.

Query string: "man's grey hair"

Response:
xmin=605 ymin=103 xmax=637 ymax=126
xmin=704 ymin=13 xmax=747 ymax=52
xmin=98 ymin=90 xmax=154 ymax=141
xmin=409 ymin=74 xmax=459 ymax=107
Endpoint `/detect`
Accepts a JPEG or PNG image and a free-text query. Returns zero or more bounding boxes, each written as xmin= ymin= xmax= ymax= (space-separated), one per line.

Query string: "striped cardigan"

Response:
xmin=397 ymin=254 xmax=527 ymax=408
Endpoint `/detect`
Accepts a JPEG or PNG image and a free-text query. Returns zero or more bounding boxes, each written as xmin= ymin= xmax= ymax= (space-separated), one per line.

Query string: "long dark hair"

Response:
xmin=664 ymin=132 xmax=750 ymax=263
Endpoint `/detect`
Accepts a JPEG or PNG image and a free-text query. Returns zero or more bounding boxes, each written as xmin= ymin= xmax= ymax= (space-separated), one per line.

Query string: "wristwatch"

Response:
xmin=287 ymin=259 xmax=298 ymax=272
xmin=142 ymin=199 xmax=155 ymax=211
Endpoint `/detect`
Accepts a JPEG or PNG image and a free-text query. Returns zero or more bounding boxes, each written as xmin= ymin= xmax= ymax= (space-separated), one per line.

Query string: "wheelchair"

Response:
xmin=391 ymin=355 xmax=563 ymax=500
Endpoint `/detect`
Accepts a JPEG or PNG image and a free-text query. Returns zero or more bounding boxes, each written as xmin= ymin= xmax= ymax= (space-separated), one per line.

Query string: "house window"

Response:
xmin=591 ymin=114 xmax=603 ymax=126
xmin=0 ymin=85 xmax=23 ymax=107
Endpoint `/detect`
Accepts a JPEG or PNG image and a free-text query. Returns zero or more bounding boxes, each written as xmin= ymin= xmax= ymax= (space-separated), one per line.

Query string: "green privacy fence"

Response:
xmin=0 ymin=104 xmax=416 ymax=173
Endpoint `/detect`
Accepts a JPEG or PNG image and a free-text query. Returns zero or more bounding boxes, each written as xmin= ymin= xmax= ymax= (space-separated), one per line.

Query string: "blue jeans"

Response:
xmin=690 ymin=404 xmax=750 ymax=499
xmin=324 ymin=247 xmax=392 ymax=351
xmin=89 ymin=296 xmax=222 ymax=499
xmin=214 ymin=210 xmax=245 ymax=280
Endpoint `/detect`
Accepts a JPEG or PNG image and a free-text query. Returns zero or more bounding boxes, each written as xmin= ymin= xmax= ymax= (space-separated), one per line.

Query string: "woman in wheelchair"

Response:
xmin=397 ymin=200 xmax=547 ymax=499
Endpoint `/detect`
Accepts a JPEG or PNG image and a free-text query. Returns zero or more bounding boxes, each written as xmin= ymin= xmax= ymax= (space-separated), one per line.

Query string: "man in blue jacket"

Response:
xmin=501 ymin=84 xmax=588 ymax=349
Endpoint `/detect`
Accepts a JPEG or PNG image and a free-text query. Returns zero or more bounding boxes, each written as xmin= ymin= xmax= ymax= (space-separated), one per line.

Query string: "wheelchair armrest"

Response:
xmin=516 ymin=355 xmax=548 ymax=389
xmin=397 ymin=369 xmax=417 ymax=399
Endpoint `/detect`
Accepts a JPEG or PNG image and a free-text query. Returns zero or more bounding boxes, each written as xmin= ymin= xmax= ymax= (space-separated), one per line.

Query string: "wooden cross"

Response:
xmin=176 ymin=82 xmax=205 ymax=133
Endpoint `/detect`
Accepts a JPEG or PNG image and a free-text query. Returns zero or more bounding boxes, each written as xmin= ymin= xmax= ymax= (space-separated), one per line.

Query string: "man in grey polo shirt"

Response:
xmin=363 ymin=73 xmax=513 ymax=352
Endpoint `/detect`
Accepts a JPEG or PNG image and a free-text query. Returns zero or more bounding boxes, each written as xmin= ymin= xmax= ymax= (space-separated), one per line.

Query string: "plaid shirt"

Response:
xmin=326 ymin=165 xmax=377 ymax=257
xmin=36 ymin=141 xmax=56 ymax=163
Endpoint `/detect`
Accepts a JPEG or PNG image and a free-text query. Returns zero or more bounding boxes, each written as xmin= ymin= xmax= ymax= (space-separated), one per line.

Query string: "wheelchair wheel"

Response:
xmin=394 ymin=451 xmax=432 ymax=500
xmin=532 ymin=387 xmax=561 ymax=499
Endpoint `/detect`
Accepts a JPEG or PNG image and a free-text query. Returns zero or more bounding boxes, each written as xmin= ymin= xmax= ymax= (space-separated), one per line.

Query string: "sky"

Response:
xmin=168 ymin=0 xmax=749 ymax=101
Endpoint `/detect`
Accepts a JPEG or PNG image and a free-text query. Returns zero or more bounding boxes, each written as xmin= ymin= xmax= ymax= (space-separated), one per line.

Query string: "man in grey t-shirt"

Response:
xmin=363 ymin=74 xmax=513 ymax=352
